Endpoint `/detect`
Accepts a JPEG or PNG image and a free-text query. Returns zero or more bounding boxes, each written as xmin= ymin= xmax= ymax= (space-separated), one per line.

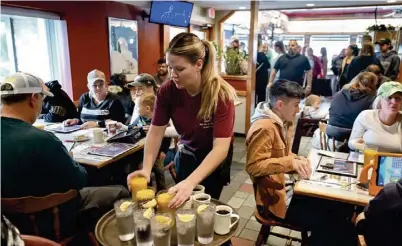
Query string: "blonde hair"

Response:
xmin=360 ymin=42 xmax=375 ymax=56
xmin=167 ymin=33 xmax=237 ymax=119
xmin=305 ymin=95 xmax=320 ymax=106
xmin=343 ymin=71 xmax=378 ymax=95
xmin=138 ymin=93 xmax=156 ymax=111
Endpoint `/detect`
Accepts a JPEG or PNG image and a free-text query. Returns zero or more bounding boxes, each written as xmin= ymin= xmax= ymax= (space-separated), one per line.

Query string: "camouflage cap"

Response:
xmin=377 ymin=81 xmax=402 ymax=98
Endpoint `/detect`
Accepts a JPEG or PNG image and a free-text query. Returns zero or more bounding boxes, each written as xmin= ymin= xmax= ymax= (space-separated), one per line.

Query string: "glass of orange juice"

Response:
xmin=364 ymin=145 xmax=379 ymax=167
xmin=136 ymin=187 xmax=157 ymax=209
xmin=156 ymin=190 xmax=175 ymax=212
xmin=130 ymin=176 xmax=148 ymax=201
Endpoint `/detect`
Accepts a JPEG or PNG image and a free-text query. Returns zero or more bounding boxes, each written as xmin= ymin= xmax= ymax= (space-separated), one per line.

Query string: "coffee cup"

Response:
xmin=92 ymin=128 xmax=104 ymax=144
xmin=192 ymin=193 xmax=211 ymax=209
xmin=106 ymin=120 xmax=118 ymax=136
xmin=214 ymin=205 xmax=240 ymax=235
xmin=191 ymin=185 xmax=205 ymax=196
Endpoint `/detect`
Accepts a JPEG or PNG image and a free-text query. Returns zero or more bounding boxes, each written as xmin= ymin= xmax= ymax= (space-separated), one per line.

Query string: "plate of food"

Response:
xmin=73 ymin=134 xmax=90 ymax=142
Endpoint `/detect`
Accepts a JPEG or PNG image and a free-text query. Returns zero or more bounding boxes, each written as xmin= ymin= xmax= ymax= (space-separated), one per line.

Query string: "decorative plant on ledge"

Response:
xmin=366 ymin=24 xmax=398 ymax=32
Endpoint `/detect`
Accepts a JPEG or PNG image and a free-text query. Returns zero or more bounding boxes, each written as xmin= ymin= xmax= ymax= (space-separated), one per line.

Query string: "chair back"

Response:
xmin=319 ymin=122 xmax=332 ymax=151
xmin=2 ymin=190 xmax=78 ymax=242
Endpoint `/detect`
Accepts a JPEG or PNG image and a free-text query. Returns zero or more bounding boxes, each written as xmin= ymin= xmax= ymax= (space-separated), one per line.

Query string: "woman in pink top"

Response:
xmin=127 ymin=33 xmax=237 ymax=207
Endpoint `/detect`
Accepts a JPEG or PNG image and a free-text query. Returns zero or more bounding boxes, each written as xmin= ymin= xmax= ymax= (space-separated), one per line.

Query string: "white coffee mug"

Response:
xmin=192 ymin=193 xmax=211 ymax=209
xmin=92 ymin=128 xmax=104 ymax=144
xmin=214 ymin=205 xmax=240 ymax=235
xmin=191 ymin=185 xmax=205 ymax=196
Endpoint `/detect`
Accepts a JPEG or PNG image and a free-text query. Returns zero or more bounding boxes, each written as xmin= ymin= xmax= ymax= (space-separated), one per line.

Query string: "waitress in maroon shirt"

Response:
xmin=127 ymin=33 xmax=237 ymax=208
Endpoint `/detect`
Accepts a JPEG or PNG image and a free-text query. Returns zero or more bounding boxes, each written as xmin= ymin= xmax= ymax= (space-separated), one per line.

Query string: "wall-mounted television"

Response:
xmin=149 ymin=1 xmax=193 ymax=28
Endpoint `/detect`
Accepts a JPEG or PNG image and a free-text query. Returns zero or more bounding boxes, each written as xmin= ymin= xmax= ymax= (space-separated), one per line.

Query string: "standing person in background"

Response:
xmin=366 ymin=64 xmax=392 ymax=87
xmin=376 ymin=38 xmax=401 ymax=80
xmin=268 ymin=40 xmax=312 ymax=95
xmin=256 ymin=41 xmax=271 ymax=105
xmin=331 ymin=48 xmax=346 ymax=93
xmin=339 ymin=45 xmax=359 ymax=89
xmin=320 ymin=47 xmax=328 ymax=78
xmin=346 ymin=42 xmax=383 ymax=83
xmin=109 ymin=73 xmax=135 ymax=124
xmin=153 ymin=58 xmax=170 ymax=86
xmin=127 ymin=33 xmax=237 ymax=206
xmin=306 ymin=47 xmax=323 ymax=79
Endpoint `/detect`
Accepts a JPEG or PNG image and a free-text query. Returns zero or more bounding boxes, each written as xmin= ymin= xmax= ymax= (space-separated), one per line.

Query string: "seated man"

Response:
xmin=40 ymin=80 xmax=77 ymax=122
xmin=356 ymin=178 xmax=402 ymax=246
xmin=246 ymin=79 xmax=356 ymax=246
xmin=1 ymin=72 xmax=129 ymax=240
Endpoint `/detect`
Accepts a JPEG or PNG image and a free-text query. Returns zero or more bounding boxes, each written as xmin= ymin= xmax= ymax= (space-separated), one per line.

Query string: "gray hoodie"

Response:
xmin=378 ymin=50 xmax=401 ymax=80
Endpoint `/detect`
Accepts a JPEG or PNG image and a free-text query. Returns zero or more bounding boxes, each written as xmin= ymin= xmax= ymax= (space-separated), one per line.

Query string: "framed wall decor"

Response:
xmin=108 ymin=17 xmax=138 ymax=81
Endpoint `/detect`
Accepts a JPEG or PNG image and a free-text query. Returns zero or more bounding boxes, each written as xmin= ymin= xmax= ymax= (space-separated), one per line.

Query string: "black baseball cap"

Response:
xmin=127 ymin=73 xmax=157 ymax=88
xmin=375 ymin=38 xmax=392 ymax=45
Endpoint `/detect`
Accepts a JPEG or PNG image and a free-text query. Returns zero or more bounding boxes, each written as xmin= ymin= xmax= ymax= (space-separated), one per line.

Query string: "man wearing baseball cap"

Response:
xmin=127 ymin=73 xmax=158 ymax=124
xmin=376 ymin=38 xmax=401 ymax=80
xmin=1 ymin=72 xmax=129 ymax=237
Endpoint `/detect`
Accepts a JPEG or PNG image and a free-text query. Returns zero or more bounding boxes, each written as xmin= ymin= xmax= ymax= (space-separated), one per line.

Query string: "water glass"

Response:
xmin=176 ymin=208 xmax=196 ymax=246
xmin=133 ymin=208 xmax=153 ymax=246
xmin=114 ymin=199 xmax=135 ymax=241
xmin=150 ymin=212 xmax=172 ymax=246
xmin=196 ymin=203 xmax=216 ymax=244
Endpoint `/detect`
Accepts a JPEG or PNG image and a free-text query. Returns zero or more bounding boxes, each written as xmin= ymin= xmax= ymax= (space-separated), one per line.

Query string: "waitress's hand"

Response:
xmin=168 ymin=179 xmax=196 ymax=208
xmin=126 ymin=169 xmax=151 ymax=191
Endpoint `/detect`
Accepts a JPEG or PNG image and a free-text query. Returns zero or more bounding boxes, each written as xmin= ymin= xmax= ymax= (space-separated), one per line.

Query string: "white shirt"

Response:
xmin=349 ymin=110 xmax=402 ymax=153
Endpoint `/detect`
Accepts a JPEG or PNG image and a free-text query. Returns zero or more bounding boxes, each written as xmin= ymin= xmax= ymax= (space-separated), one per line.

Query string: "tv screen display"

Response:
xmin=149 ymin=1 xmax=193 ymax=28
xmin=377 ymin=156 xmax=402 ymax=186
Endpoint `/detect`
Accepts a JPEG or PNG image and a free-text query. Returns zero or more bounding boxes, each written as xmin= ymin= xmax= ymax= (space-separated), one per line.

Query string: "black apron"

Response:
xmin=173 ymin=143 xmax=233 ymax=199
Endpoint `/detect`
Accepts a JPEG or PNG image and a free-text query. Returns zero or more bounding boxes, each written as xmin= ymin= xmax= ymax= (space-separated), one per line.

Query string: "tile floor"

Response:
xmin=164 ymin=136 xmax=313 ymax=246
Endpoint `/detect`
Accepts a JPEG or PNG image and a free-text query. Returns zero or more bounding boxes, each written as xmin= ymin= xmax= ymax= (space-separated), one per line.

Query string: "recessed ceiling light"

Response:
xmin=238 ymin=6 xmax=247 ymax=10
xmin=306 ymin=3 xmax=315 ymax=7
xmin=386 ymin=0 xmax=396 ymax=3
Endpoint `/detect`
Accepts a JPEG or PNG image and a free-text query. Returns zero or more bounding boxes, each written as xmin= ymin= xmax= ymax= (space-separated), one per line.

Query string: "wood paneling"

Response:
xmin=245 ymin=1 xmax=259 ymax=132
xmin=221 ymin=75 xmax=248 ymax=91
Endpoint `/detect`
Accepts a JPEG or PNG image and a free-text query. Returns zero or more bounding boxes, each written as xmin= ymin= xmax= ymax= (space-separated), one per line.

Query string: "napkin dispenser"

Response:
xmin=360 ymin=152 xmax=402 ymax=196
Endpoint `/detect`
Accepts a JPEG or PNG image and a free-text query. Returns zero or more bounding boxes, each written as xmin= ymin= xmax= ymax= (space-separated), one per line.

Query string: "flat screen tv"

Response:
xmin=149 ymin=1 xmax=193 ymax=28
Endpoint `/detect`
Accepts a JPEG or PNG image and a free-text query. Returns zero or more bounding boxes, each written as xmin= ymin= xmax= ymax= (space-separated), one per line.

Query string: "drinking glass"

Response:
xmin=130 ymin=176 xmax=148 ymax=201
xmin=150 ymin=212 xmax=172 ymax=246
xmin=156 ymin=190 xmax=175 ymax=212
xmin=114 ymin=199 xmax=135 ymax=241
xmin=133 ymin=208 xmax=153 ymax=246
xmin=364 ymin=145 xmax=379 ymax=167
xmin=196 ymin=203 xmax=216 ymax=244
xmin=136 ymin=187 xmax=156 ymax=209
xmin=176 ymin=208 xmax=196 ymax=246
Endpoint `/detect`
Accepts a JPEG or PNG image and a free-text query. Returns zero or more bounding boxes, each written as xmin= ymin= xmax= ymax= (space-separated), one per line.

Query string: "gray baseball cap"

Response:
xmin=0 ymin=72 xmax=53 ymax=97
xmin=127 ymin=73 xmax=157 ymax=88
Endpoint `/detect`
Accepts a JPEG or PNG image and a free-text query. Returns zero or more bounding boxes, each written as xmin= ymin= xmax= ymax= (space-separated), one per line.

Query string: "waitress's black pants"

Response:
xmin=173 ymin=144 xmax=234 ymax=199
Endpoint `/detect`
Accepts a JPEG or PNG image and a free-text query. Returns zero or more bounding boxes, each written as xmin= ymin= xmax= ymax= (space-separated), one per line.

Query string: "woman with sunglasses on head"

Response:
xmin=127 ymin=33 xmax=237 ymax=208
xmin=349 ymin=81 xmax=402 ymax=153
xmin=64 ymin=69 xmax=125 ymax=129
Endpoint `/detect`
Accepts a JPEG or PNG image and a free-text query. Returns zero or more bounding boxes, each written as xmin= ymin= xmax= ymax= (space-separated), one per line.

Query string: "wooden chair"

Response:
xmin=292 ymin=117 xmax=323 ymax=154
xmin=254 ymin=209 xmax=309 ymax=246
xmin=356 ymin=212 xmax=367 ymax=246
xmin=2 ymin=190 xmax=98 ymax=246
xmin=319 ymin=122 xmax=348 ymax=152
xmin=21 ymin=235 xmax=61 ymax=246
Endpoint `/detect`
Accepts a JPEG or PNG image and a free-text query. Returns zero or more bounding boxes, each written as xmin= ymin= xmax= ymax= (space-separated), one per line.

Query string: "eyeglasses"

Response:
xmin=386 ymin=95 xmax=402 ymax=103
xmin=92 ymin=82 xmax=105 ymax=89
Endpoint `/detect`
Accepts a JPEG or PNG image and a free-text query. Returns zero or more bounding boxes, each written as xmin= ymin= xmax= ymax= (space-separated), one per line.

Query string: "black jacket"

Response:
xmin=40 ymin=81 xmax=77 ymax=123
xmin=377 ymin=50 xmax=401 ymax=80
xmin=359 ymin=179 xmax=402 ymax=246
xmin=346 ymin=56 xmax=384 ymax=83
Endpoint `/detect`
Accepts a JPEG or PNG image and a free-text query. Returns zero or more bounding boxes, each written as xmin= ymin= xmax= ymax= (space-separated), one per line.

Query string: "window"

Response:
xmin=169 ymin=26 xmax=187 ymax=41
xmin=310 ymin=35 xmax=350 ymax=70
xmin=0 ymin=7 xmax=72 ymax=97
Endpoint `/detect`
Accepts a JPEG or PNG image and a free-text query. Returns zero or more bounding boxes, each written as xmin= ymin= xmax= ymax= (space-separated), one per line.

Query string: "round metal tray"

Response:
xmin=95 ymin=198 xmax=239 ymax=246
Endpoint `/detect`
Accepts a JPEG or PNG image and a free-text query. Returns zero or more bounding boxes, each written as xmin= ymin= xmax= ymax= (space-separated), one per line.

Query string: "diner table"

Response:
xmin=34 ymin=119 xmax=145 ymax=169
xmin=95 ymin=198 xmax=239 ymax=246
xmin=294 ymin=149 xmax=374 ymax=206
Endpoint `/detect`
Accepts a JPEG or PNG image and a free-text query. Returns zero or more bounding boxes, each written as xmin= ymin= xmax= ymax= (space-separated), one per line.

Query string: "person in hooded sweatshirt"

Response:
xmin=314 ymin=72 xmax=379 ymax=151
xmin=356 ymin=178 xmax=402 ymax=246
xmin=39 ymin=80 xmax=77 ymax=123
xmin=376 ymin=38 xmax=401 ymax=81
xmin=246 ymin=80 xmax=357 ymax=246
xmin=346 ymin=42 xmax=384 ymax=83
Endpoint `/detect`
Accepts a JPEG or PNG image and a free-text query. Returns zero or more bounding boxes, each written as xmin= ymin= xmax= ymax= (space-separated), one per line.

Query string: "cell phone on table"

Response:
xmin=356 ymin=182 xmax=369 ymax=191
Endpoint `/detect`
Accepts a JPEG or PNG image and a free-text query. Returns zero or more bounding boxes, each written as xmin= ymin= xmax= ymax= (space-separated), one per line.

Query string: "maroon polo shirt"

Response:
xmin=152 ymin=80 xmax=235 ymax=151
